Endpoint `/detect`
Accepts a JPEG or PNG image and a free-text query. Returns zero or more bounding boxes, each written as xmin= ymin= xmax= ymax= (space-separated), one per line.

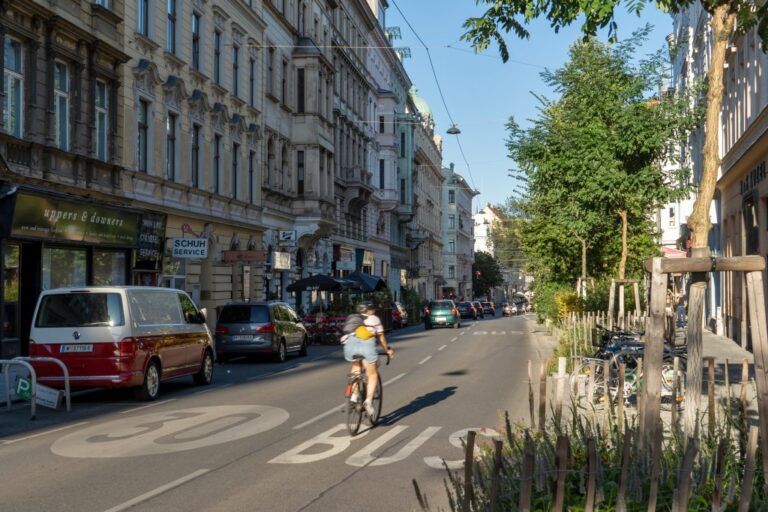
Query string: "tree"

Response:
xmin=472 ymin=251 xmax=503 ymax=297
xmin=462 ymin=0 xmax=768 ymax=249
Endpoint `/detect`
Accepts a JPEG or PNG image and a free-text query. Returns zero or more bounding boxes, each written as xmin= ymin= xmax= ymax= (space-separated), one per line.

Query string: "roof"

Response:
xmin=409 ymin=86 xmax=432 ymax=120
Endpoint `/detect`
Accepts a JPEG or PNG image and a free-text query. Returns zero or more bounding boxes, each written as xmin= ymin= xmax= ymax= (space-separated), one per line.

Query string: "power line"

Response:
xmin=389 ymin=0 xmax=479 ymax=192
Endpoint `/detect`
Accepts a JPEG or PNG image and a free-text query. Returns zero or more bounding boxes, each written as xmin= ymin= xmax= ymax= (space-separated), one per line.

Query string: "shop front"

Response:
xmin=0 ymin=187 xmax=164 ymax=356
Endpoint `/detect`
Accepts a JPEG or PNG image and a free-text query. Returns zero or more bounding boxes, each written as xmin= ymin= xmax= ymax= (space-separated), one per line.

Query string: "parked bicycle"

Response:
xmin=345 ymin=351 xmax=390 ymax=435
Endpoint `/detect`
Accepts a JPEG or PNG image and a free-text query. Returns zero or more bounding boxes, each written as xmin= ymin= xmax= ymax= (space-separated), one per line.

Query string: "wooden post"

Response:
xmin=706 ymin=357 xmax=716 ymax=439
xmin=587 ymin=360 xmax=596 ymax=405
xmin=462 ymin=430 xmax=476 ymax=512
xmin=553 ymin=436 xmax=569 ymax=512
xmin=528 ymin=360 xmax=536 ymax=429
xmin=738 ymin=426 xmax=759 ymax=512
xmin=740 ymin=358 xmax=749 ymax=454
xmin=616 ymin=428 xmax=632 ymax=512
xmin=585 ymin=438 xmax=597 ymax=512
xmin=745 ymin=269 xmax=768 ymax=483
xmin=674 ymin=437 xmax=699 ymax=512
xmin=555 ymin=357 xmax=566 ymax=428
xmin=634 ymin=282 xmax=641 ymax=316
xmin=539 ymin=359 xmax=548 ymax=435
xmin=684 ymin=247 xmax=710 ymax=437
xmin=520 ymin=434 xmax=535 ymax=512
xmin=608 ymin=279 xmax=616 ymax=330
xmin=489 ymin=438 xmax=503 ymax=512
xmin=643 ymin=259 xmax=666 ymax=449
xmin=618 ymin=284 xmax=625 ymax=329
xmin=617 ymin=363 xmax=625 ymax=431
xmin=712 ymin=439 xmax=727 ymax=511
xmin=603 ymin=358 xmax=611 ymax=422
xmin=671 ymin=356 xmax=680 ymax=432
xmin=647 ymin=423 xmax=663 ymax=512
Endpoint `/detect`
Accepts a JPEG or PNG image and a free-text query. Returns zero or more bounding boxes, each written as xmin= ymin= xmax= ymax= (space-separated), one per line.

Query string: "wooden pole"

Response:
xmin=707 ymin=357 xmax=716 ymax=439
xmin=642 ymin=255 xmax=765 ymax=273
xmin=617 ymin=363 xmax=625 ymax=431
xmin=745 ymin=269 xmax=768 ymax=484
xmin=712 ymin=439 xmax=727 ymax=511
xmin=618 ymin=284 xmax=625 ymax=329
xmin=647 ymin=423 xmax=663 ymax=512
xmin=671 ymin=356 xmax=680 ymax=432
xmin=608 ymin=279 xmax=616 ymax=330
xmin=616 ymin=428 xmax=632 ymax=512
xmin=528 ymin=360 xmax=536 ymax=429
xmin=634 ymin=282 xmax=641 ymax=316
xmin=553 ymin=436 xmax=569 ymax=512
xmin=519 ymin=434 xmax=534 ymax=512
xmin=539 ymin=359 xmax=548 ymax=435
xmin=740 ymin=358 xmax=749 ymax=455
xmin=738 ymin=426 xmax=759 ymax=512
xmin=462 ymin=430 xmax=476 ymax=512
xmin=674 ymin=437 xmax=699 ymax=512
xmin=684 ymin=278 xmax=708 ymax=437
xmin=489 ymin=438 xmax=503 ymax=512
xmin=585 ymin=438 xmax=597 ymax=512
xmin=642 ymin=258 xmax=666 ymax=449
xmin=556 ymin=357 xmax=566 ymax=428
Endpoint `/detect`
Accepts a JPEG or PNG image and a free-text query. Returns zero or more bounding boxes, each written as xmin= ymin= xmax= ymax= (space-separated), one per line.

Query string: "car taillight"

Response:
xmin=216 ymin=325 xmax=229 ymax=335
xmin=256 ymin=324 xmax=275 ymax=333
xmin=118 ymin=337 xmax=137 ymax=357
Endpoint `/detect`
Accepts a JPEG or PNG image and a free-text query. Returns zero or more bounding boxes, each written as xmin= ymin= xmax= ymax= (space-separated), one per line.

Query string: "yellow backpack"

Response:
xmin=354 ymin=324 xmax=374 ymax=340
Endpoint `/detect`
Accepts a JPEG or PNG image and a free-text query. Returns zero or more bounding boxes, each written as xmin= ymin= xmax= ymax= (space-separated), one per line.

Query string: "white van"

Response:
xmin=29 ymin=286 xmax=214 ymax=400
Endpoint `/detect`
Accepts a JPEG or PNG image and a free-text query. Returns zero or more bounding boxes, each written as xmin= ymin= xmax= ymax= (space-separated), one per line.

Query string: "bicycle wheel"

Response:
xmin=569 ymin=361 xmax=609 ymax=409
xmin=366 ymin=378 xmax=383 ymax=426
xmin=346 ymin=377 xmax=364 ymax=436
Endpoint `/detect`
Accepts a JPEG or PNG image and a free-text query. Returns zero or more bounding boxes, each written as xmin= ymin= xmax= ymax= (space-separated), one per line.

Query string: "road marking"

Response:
xmin=473 ymin=331 xmax=487 ymax=336
xmin=119 ymin=398 xmax=176 ymax=414
xmin=418 ymin=356 xmax=432 ymax=365
xmin=0 ymin=422 xmax=89 ymax=445
xmin=194 ymin=383 xmax=233 ymax=395
xmin=438 ymin=345 xmax=447 ymax=351
xmin=346 ymin=426 xmax=442 ymax=467
xmin=103 ymin=469 xmax=210 ymax=512
xmin=451 ymin=337 xmax=458 ymax=342
xmin=383 ymin=373 xmax=406 ymax=386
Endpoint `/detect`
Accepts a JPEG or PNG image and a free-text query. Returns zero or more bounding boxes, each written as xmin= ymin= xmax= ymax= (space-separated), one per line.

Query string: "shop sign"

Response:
xmin=740 ymin=161 xmax=766 ymax=195
xmin=135 ymin=213 xmax=166 ymax=270
xmin=221 ymin=250 xmax=266 ymax=263
xmin=278 ymin=230 xmax=296 ymax=243
xmin=171 ymin=238 xmax=208 ymax=258
xmin=273 ymin=251 xmax=292 ymax=270
xmin=15 ymin=377 xmax=62 ymax=409
xmin=10 ymin=193 xmax=139 ymax=245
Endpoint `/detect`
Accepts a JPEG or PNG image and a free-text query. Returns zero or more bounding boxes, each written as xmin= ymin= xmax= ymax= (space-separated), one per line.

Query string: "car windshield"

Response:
xmin=430 ymin=301 xmax=453 ymax=308
xmin=219 ymin=305 xmax=270 ymax=324
xmin=36 ymin=292 xmax=125 ymax=327
xmin=457 ymin=302 xmax=472 ymax=307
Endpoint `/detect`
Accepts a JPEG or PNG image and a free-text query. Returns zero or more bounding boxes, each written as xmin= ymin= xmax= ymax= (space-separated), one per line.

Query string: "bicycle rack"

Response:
xmin=1 ymin=359 xmax=38 ymax=420
xmin=14 ymin=357 xmax=71 ymax=413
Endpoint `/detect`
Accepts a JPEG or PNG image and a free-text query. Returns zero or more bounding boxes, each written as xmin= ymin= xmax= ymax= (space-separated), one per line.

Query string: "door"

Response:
xmin=283 ymin=305 xmax=302 ymax=349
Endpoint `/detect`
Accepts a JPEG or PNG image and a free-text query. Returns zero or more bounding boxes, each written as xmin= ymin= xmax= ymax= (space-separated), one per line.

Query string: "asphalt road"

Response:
xmin=0 ymin=313 xmax=552 ymax=512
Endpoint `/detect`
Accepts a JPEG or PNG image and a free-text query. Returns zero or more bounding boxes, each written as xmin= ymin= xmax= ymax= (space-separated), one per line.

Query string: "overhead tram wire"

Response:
xmin=389 ymin=0 xmax=478 ymax=191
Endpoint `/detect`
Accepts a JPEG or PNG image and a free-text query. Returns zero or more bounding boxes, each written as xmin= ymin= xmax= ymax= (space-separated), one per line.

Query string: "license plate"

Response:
xmin=231 ymin=335 xmax=254 ymax=342
xmin=60 ymin=344 xmax=93 ymax=353
xmin=435 ymin=316 xmax=446 ymax=323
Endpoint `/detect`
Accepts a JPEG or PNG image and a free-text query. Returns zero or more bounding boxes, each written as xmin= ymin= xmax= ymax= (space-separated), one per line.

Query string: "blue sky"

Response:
xmin=386 ymin=1 xmax=674 ymax=211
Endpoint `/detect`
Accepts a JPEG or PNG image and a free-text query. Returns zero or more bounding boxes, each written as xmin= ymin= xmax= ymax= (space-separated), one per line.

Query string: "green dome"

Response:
xmin=409 ymin=86 xmax=433 ymax=120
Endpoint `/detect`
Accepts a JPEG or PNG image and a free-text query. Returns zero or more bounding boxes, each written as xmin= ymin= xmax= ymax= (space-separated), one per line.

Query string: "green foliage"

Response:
xmin=531 ymin=281 xmax=570 ymax=323
xmin=472 ymin=251 xmax=504 ymax=297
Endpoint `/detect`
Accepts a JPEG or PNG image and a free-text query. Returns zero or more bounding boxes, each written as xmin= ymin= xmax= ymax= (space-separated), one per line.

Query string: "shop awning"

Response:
xmin=661 ymin=246 xmax=688 ymax=258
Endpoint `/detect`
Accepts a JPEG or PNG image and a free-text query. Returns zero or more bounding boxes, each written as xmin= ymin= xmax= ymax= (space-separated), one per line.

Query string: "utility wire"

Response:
xmin=389 ymin=0 xmax=479 ymax=192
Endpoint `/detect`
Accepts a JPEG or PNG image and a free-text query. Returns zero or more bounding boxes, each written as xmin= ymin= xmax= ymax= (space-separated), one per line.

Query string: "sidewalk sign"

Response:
xmin=15 ymin=377 xmax=62 ymax=409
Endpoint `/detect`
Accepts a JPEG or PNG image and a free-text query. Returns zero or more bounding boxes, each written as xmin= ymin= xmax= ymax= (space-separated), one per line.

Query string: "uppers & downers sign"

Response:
xmin=172 ymin=238 xmax=208 ymax=258
xmin=11 ymin=193 xmax=139 ymax=245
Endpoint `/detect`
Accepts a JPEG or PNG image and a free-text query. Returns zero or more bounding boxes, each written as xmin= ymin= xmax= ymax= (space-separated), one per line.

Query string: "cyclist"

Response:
xmin=342 ymin=302 xmax=394 ymax=416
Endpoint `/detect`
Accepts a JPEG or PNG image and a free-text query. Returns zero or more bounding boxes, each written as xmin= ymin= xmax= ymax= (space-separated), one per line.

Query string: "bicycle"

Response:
xmin=345 ymin=351 xmax=390 ymax=436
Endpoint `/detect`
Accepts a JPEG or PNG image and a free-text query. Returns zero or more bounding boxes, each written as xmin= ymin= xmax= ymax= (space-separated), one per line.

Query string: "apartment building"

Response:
xmin=441 ymin=163 xmax=477 ymax=300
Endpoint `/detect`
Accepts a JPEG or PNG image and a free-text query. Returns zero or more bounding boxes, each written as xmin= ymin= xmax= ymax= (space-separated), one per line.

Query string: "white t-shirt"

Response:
xmin=362 ymin=314 xmax=384 ymax=336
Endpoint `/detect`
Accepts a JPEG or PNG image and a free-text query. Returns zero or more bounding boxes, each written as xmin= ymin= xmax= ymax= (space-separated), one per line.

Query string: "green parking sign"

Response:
xmin=15 ymin=377 xmax=32 ymax=401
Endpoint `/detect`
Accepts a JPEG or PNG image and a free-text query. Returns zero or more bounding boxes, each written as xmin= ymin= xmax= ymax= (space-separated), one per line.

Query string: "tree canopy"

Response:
xmin=472 ymin=251 xmax=504 ymax=297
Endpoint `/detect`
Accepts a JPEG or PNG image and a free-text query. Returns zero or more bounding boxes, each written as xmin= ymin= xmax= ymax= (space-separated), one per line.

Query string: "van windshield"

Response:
xmin=219 ymin=305 xmax=270 ymax=324
xmin=36 ymin=293 xmax=125 ymax=327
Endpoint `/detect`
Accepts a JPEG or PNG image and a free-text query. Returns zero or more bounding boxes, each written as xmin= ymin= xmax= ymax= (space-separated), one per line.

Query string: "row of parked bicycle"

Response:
xmin=570 ymin=325 xmax=688 ymax=410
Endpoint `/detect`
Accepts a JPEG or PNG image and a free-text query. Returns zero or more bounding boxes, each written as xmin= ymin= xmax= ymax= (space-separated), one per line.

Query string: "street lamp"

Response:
xmin=446 ymin=124 xmax=461 ymax=135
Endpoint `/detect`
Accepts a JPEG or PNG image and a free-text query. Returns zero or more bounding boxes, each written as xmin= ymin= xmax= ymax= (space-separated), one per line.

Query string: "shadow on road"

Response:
xmin=379 ymin=386 xmax=457 ymax=426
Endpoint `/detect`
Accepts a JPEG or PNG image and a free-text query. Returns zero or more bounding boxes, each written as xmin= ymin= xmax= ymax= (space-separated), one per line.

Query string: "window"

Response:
xmin=449 ymin=214 xmax=455 ymax=229
xmin=137 ymin=99 xmax=149 ymax=172
xmin=248 ymin=151 xmax=256 ymax=203
xmin=249 ymin=57 xmax=256 ymax=106
xmin=231 ymin=142 xmax=239 ymax=198
xmin=379 ymin=116 xmax=385 ymax=133
xmin=379 ymin=159 xmax=385 ymax=189
xmin=3 ymin=37 xmax=23 ymax=138
xmin=165 ymin=112 xmax=177 ymax=180
xmin=95 ymin=0 xmax=110 ymax=7
xmin=400 ymin=178 xmax=405 ymax=204
xmin=448 ymin=239 xmax=455 ymax=253
xmin=266 ymin=47 xmax=275 ymax=96
xmin=166 ymin=0 xmax=177 ymax=54
xmin=138 ymin=0 xmax=150 ymax=36
xmin=213 ymin=134 xmax=221 ymax=193
xmin=448 ymin=190 xmax=455 ymax=204
xmin=232 ymin=44 xmax=240 ymax=96
xmin=448 ymin=265 xmax=455 ymax=279
xmin=281 ymin=60 xmax=288 ymax=103
xmin=400 ymin=132 xmax=405 ymax=157
xmin=669 ymin=207 xmax=675 ymax=227
xmin=191 ymin=124 xmax=201 ymax=187
xmin=191 ymin=13 xmax=201 ymax=70
xmin=54 ymin=62 xmax=69 ymax=150
xmin=297 ymin=68 xmax=305 ymax=112
xmin=297 ymin=150 xmax=305 ymax=195
xmin=95 ymin=80 xmax=109 ymax=161
xmin=213 ymin=30 xmax=222 ymax=84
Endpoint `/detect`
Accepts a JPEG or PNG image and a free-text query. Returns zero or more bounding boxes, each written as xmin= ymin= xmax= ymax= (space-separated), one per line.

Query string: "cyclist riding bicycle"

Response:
xmin=342 ymin=302 xmax=394 ymax=417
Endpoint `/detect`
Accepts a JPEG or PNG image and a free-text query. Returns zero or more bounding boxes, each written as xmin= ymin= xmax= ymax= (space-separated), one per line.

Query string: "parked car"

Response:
xmin=456 ymin=301 xmax=477 ymax=320
xmin=481 ymin=301 xmax=496 ymax=316
xmin=29 ymin=286 xmax=214 ymax=401
xmin=216 ymin=301 xmax=308 ymax=363
xmin=501 ymin=303 xmax=514 ymax=317
xmin=424 ymin=300 xmax=460 ymax=329
xmin=472 ymin=301 xmax=485 ymax=319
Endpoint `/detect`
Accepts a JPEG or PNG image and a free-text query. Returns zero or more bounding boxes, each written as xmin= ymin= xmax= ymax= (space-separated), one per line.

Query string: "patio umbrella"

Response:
xmin=286 ymin=274 xmax=360 ymax=292
xmin=345 ymin=271 xmax=388 ymax=293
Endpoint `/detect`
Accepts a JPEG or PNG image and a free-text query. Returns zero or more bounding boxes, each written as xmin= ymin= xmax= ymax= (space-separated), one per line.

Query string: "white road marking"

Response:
xmin=383 ymin=373 xmax=406 ymax=386
xmin=346 ymin=426 xmax=442 ymax=467
xmin=424 ymin=427 xmax=502 ymax=469
xmin=293 ymin=403 xmax=345 ymax=430
xmin=0 ymin=422 xmax=89 ymax=445
xmin=102 ymin=469 xmax=210 ymax=512
xmin=272 ymin=424 xmax=370 ymax=464
xmin=473 ymin=331 xmax=488 ymax=336
xmin=451 ymin=337 xmax=458 ymax=342
xmin=194 ymin=383 xmax=233 ymax=395
xmin=119 ymin=398 xmax=176 ymax=414
xmin=418 ymin=356 xmax=432 ymax=365
xmin=438 ymin=345 xmax=447 ymax=351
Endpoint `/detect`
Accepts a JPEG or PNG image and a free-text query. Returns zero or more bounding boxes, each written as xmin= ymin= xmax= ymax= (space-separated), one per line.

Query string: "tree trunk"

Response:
xmin=618 ymin=209 xmax=628 ymax=280
xmin=579 ymin=237 xmax=587 ymax=279
xmin=687 ymin=5 xmax=736 ymax=249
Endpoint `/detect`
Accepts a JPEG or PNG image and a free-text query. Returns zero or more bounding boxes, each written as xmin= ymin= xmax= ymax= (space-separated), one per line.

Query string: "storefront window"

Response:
xmin=162 ymin=242 xmax=187 ymax=290
xmin=42 ymin=247 xmax=86 ymax=290
xmin=94 ymin=250 xmax=127 ymax=285
xmin=3 ymin=244 xmax=20 ymax=338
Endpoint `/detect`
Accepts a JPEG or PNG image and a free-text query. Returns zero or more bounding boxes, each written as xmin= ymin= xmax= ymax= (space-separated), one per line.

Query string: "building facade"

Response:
xmin=441 ymin=163 xmax=476 ymax=300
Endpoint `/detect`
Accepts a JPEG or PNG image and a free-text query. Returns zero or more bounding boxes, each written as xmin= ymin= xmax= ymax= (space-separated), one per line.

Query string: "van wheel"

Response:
xmin=194 ymin=350 xmax=214 ymax=386
xmin=274 ymin=340 xmax=287 ymax=363
xmin=135 ymin=360 xmax=160 ymax=401
xmin=299 ymin=336 xmax=308 ymax=357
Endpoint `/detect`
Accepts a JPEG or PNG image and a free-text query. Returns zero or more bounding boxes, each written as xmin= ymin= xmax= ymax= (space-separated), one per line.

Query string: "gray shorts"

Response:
xmin=343 ymin=336 xmax=379 ymax=364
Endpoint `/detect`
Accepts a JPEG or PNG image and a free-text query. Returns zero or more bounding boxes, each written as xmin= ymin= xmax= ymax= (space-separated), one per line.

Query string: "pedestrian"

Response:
xmin=676 ymin=295 xmax=687 ymax=328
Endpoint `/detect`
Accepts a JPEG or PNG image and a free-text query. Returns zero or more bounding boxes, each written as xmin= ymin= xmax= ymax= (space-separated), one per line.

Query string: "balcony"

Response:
xmin=405 ymin=227 xmax=430 ymax=249
xmin=374 ymin=187 xmax=399 ymax=211
xmin=343 ymin=166 xmax=374 ymax=208
xmin=332 ymin=224 xmax=368 ymax=243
